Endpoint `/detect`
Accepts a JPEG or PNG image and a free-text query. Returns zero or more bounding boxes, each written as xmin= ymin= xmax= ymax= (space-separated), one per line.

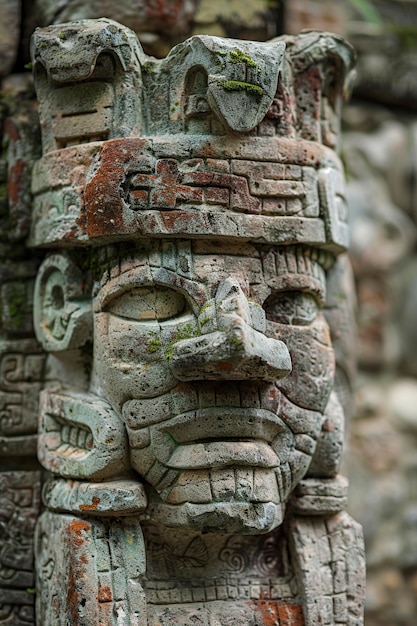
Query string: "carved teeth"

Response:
xmin=49 ymin=415 xmax=93 ymax=456
xmin=253 ymin=468 xmax=280 ymax=502
xmin=163 ymin=467 xmax=282 ymax=504
xmin=77 ymin=429 xmax=87 ymax=448
xmin=61 ymin=425 xmax=70 ymax=443
xmin=69 ymin=427 xmax=79 ymax=446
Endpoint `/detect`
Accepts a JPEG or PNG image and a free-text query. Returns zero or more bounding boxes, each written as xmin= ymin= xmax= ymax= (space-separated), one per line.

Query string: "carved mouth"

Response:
xmin=147 ymin=408 xmax=290 ymax=470
xmin=163 ymin=408 xmax=287 ymax=443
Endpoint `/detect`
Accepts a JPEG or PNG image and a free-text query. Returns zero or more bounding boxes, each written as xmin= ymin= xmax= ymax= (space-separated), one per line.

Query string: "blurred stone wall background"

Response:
xmin=1 ymin=1 xmax=416 ymax=624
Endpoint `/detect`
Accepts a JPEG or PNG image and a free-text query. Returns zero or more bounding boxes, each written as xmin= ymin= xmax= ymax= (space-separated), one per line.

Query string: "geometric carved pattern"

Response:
xmin=0 ymin=344 xmax=45 ymax=457
xmin=0 ymin=471 xmax=41 ymax=626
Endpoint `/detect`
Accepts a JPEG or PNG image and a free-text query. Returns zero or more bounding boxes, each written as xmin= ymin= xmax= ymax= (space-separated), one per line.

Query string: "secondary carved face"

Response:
xmin=93 ymin=240 xmax=335 ymax=533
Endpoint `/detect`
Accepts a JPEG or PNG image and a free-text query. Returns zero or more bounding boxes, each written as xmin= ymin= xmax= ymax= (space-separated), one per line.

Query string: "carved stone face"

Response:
xmin=92 ymin=240 xmax=335 ymax=534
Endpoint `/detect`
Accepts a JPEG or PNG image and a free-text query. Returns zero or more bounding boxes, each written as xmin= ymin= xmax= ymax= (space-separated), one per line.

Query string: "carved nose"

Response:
xmin=170 ymin=278 xmax=292 ymax=382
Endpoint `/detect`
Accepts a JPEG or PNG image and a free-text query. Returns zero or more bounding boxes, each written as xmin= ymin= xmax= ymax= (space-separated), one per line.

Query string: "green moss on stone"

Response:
xmin=165 ymin=322 xmax=201 ymax=360
xmin=229 ymin=49 xmax=258 ymax=68
xmin=148 ymin=334 xmax=162 ymax=353
xmin=231 ymin=334 xmax=244 ymax=349
xmin=219 ymin=80 xmax=264 ymax=97
xmin=142 ymin=62 xmax=156 ymax=74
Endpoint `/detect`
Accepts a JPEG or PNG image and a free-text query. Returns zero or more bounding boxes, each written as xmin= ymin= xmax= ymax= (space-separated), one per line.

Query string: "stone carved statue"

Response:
xmin=26 ymin=18 xmax=364 ymax=625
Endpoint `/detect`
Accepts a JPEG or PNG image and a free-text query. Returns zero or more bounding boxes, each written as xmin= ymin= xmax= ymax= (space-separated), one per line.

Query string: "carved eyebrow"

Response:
xmin=259 ymin=246 xmax=328 ymax=304
xmin=265 ymin=274 xmax=326 ymax=306
xmin=93 ymin=266 xmax=207 ymax=313
xmin=94 ymin=265 xmax=153 ymax=312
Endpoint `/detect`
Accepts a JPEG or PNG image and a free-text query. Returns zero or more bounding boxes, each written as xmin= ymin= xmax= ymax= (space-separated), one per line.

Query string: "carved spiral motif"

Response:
xmin=255 ymin=534 xmax=283 ymax=577
xmin=219 ymin=537 xmax=250 ymax=573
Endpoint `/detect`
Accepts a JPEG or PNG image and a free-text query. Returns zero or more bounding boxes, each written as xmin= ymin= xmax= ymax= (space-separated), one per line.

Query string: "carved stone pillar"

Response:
xmin=28 ymin=18 xmax=364 ymax=625
xmin=0 ymin=76 xmax=44 ymax=625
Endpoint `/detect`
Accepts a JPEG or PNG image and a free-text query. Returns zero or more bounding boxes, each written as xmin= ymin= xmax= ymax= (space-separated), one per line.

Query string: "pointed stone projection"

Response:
xmin=28 ymin=18 xmax=364 ymax=625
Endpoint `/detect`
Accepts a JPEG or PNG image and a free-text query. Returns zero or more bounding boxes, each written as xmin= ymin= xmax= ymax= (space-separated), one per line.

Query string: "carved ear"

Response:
xmin=306 ymin=390 xmax=344 ymax=478
xmin=34 ymin=253 xmax=92 ymax=352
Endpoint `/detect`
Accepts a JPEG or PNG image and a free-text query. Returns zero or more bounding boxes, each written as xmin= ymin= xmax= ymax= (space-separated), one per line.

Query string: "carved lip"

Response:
xmin=159 ymin=408 xmax=286 ymax=469
xmin=163 ymin=407 xmax=288 ymax=444
xmin=166 ymin=440 xmax=279 ymax=469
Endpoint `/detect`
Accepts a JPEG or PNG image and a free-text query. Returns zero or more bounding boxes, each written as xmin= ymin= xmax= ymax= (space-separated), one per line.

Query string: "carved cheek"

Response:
xmin=270 ymin=315 xmax=335 ymax=414
xmin=93 ymin=313 xmax=178 ymax=406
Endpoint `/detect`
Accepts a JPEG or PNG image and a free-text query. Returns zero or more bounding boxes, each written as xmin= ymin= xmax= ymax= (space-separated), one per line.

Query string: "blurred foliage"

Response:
xmin=347 ymin=0 xmax=383 ymax=24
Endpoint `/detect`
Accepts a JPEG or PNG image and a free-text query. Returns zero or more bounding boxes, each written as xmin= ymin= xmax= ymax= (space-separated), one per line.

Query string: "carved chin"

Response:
xmin=144 ymin=465 xmax=290 ymax=534
xmin=147 ymin=498 xmax=286 ymax=535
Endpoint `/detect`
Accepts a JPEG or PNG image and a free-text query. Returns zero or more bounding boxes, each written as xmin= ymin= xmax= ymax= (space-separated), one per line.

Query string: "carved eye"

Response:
xmin=106 ymin=286 xmax=187 ymax=322
xmin=263 ymin=291 xmax=319 ymax=326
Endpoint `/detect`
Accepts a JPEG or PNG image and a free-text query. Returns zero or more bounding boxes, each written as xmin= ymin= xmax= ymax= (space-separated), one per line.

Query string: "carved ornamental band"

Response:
xmin=27 ymin=18 xmax=364 ymax=625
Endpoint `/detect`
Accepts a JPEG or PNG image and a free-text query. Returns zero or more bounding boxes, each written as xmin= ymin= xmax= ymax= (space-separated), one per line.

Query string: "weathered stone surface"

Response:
xmin=28 ymin=22 xmax=354 ymax=255
xmin=0 ymin=74 xmax=45 ymax=625
xmin=43 ymin=477 xmax=147 ymax=516
xmin=10 ymin=3 xmax=417 ymax=624
xmin=0 ymin=339 xmax=45 ymax=458
xmin=0 ymin=74 xmax=46 ymax=462
xmin=19 ymin=17 xmax=365 ymax=625
xmin=290 ymin=512 xmax=365 ymax=626
xmin=38 ymin=389 xmax=131 ymax=480
xmin=0 ymin=471 xmax=41 ymax=625
xmin=35 ymin=512 xmax=147 ymax=625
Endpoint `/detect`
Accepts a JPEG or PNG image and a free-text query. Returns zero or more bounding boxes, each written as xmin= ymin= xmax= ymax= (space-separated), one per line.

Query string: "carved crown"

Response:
xmin=29 ymin=19 xmax=355 ymax=253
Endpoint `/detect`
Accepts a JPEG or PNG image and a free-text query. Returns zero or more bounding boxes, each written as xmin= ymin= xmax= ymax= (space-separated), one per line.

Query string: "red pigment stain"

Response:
xmin=69 ymin=519 xmax=91 ymax=548
xmin=66 ymin=520 xmax=91 ymax=622
xmin=97 ymin=582 xmax=113 ymax=603
xmin=82 ymin=138 xmax=148 ymax=237
xmin=249 ymin=600 xmax=305 ymax=626
xmin=79 ymin=496 xmax=101 ymax=511
xmin=161 ymin=210 xmax=193 ymax=230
